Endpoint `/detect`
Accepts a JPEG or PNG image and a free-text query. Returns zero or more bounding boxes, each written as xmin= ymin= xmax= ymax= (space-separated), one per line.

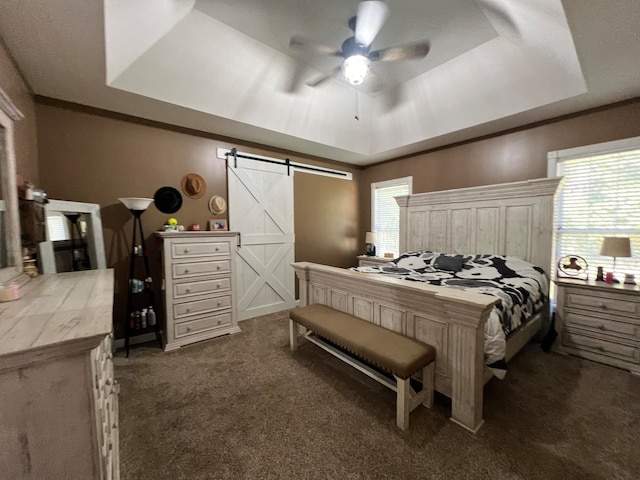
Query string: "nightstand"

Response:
xmin=554 ymin=278 xmax=640 ymax=376
xmin=357 ymin=255 xmax=393 ymax=267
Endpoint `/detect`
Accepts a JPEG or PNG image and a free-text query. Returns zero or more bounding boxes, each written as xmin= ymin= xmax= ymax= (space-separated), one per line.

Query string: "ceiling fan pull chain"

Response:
xmin=355 ymin=89 xmax=360 ymax=121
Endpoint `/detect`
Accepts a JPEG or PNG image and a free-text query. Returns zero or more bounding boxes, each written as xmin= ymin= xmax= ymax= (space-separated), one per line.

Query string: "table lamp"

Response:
xmin=600 ymin=236 xmax=631 ymax=281
xmin=365 ymin=231 xmax=377 ymax=257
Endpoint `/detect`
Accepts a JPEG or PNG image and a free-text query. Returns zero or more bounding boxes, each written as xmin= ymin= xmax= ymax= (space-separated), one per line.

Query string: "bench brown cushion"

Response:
xmin=290 ymin=304 xmax=435 ymax=379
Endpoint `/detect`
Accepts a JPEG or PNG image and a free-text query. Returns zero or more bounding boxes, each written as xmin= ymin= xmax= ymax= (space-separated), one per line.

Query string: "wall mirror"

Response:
xmin=0 ymin=88 xmax=24 ymax=284
xmin=39 ymin=200 xmax=107 ymax=274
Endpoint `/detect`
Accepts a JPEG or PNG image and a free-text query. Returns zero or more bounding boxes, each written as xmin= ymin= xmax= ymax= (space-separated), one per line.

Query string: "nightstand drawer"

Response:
xmin=564 ymin=312 xmax=640 ymax=339
xmin=566 ymin=291 xmax=638 ymax=316
xmin=171 ymin=241 xmax=230 ymax=258
xmin=563 ymin=328 xmax=640 ymax=364
xmin=173 ymin=278 xmax=231 ymax=299
xmin=172 ymin=260 xmax=231 ymax=279
xmin=174 ymin=295 xmax=232 ymax=318
xmin=175 ymin=313 xmax=232 ymax=338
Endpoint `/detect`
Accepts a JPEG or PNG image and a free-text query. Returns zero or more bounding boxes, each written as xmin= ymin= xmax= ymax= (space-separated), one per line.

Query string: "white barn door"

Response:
xmin=228 ymin=156 xmax=295 ymax=320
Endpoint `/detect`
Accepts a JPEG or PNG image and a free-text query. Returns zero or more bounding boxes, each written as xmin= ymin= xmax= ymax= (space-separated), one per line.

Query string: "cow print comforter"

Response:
xmin=353 ymin=251 xmax=549 ymax=378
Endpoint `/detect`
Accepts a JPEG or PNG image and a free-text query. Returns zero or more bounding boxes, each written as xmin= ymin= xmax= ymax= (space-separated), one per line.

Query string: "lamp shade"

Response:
xmin=600 ymin=237 xmax=632 ymax=258
xmin=365 ymin=232 xmax=377 ymax=243
xmin=119 ymin=197 xmax=153 ymax=211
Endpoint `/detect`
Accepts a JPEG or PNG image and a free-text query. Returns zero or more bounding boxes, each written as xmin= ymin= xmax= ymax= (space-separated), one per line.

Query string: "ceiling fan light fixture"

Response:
xmin=342 ymin=54 xmax=370 ymax=85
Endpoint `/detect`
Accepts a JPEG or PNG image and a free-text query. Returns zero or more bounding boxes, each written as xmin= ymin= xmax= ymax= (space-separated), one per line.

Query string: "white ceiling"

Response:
xmin=0 ymin=1 xmax=639 ymax=166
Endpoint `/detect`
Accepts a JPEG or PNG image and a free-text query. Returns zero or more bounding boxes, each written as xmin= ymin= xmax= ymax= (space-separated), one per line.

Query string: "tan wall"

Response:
xmin=34 ymin=101 xmax=360 ymax=337
xmin=0 ymin=40 xmax=39 ymax=184
xmin=358 ymin=99 xmax=640 ymax=246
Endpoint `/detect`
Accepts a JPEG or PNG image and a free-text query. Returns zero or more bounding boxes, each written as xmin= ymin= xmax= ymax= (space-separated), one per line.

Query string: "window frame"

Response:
xmin=370 ymin=176 xmax=413 ymax=257
xmin=547 ymin=135 xmax=640 ymax=282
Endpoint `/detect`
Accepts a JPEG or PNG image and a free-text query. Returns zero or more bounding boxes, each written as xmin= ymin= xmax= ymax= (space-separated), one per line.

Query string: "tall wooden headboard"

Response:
xmin=395 ymin=177 xmax=564 ymax=273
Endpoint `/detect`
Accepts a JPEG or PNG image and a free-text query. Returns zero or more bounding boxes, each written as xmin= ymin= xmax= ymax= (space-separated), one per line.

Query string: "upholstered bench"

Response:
xmin=289 ymin=303 xmax=436 ymax=430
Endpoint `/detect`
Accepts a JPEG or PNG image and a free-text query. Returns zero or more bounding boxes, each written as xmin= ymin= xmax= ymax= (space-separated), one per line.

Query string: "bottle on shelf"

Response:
xmin=141 ymin=308 xmax=147 ymax=329
xmin=147 ymin=306 xmax=156 ymax=326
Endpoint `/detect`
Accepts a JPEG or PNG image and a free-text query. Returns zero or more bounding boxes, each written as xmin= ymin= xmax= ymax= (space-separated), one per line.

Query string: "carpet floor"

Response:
xmin=115 ymin=312 xmax=640 ymax=480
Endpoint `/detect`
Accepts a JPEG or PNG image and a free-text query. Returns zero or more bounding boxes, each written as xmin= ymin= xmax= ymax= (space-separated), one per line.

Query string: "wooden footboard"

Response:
xmin=292 ymin=262 xmax=498 ymax=433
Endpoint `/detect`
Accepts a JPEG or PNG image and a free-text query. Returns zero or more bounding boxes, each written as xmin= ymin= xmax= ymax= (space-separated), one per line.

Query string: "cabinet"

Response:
xmin=357 ymin=255 xmax=392 ymax=267
xmin=157 ymin=231 xmax=241 ymax=351
xmin=554 ymin=279 xmax=640 ymax=376
xmin=0 ymin=270 xmax=119 ymax=479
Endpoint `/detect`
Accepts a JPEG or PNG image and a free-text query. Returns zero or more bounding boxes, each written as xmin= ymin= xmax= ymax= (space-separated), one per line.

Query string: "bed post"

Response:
xmin=441 ymin=294 xmax=497 ymax=433
xmin=293 ymin=263 xmax=311 ymax=308
xmin=396 ymin=195 xmax=409 ymax=255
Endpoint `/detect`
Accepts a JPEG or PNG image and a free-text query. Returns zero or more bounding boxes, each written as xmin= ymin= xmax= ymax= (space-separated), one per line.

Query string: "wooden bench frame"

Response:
xmin=289 ymin=318 xmax=435 ymax=431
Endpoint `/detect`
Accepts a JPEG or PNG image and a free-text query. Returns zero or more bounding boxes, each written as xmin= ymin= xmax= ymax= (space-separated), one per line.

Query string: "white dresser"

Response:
xmin=357 ymin=255 xmax=393 ymax=267
xmin=554 ymin=278 xmax=640 ymax=376
xmin=157 ymin=231 xmax=241 ymax=351
xmin=0 ymin=270 xmax=119 ymax=479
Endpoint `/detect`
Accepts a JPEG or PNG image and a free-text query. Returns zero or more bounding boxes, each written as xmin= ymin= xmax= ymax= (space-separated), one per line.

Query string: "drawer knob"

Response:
xmin=184 ymin=269 xmax=190 ymax=274
xmin=596 ymin=346 xmax=605 ymax=352
xmin=216 ymin=283 xmax=221 ymax=289
xmin=186 ymin=287 xmax=191 ymax=292
xmin=216 ymin=265 xmax=221 ymax=270
xmin=217 ymin=319 xmax=221 ymax=325
xmin=186 ymin=307 xmax=191 ymax=312
xmin=184 ymin=249 xmax=189 ymax=253
xmin=217 ymin=301 xmax=222 ymax=306
xmin=597 ymin=303 xmax=607 ymax=309
xmin=215 ymin=247 xmax=220 ymax=252
xmin=598 ymin=324 xmax=606 ymax=331
xmin=187 ymin=326 xmax=193 ymax=332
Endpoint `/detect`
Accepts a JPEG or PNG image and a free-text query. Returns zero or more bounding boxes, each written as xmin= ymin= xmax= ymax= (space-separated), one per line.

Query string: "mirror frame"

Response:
xmin=0 ymin=88 xmax=24 ymax=284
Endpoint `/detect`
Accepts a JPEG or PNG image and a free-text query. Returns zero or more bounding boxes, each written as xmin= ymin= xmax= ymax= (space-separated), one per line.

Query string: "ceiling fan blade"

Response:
xmin=369 ymin=41 xmax=430 ymax=62
xmin=477 ymin=1 xmax=519 ymax=37
xmin=354 ymin=1 xmax=389 ymax=47
xmin=289 ymin=36 xmax=342 ymax=57
xmin=305 ymin=65 xmax=342 ymax=88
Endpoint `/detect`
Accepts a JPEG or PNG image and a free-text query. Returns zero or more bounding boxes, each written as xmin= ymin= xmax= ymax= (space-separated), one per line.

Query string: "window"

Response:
xmin=371 ymin=176 xmax=412 ymax=257
xmin=548 ymin=137 xmax=640 ymax=281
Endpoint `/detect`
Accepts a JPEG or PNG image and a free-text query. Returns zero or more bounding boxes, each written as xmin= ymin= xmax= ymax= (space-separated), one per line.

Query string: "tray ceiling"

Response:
xmin=0 ymin=1 xmax=639 ymax=165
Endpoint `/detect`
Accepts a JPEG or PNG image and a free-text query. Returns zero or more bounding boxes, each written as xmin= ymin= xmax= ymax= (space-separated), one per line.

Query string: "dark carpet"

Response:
xmin=115 ymin=312 xmax=640 ymax=480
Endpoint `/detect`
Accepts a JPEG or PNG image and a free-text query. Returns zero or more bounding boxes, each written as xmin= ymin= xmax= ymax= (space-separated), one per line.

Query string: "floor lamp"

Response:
xmin=119 ymin=197 xmax=163 ymax=356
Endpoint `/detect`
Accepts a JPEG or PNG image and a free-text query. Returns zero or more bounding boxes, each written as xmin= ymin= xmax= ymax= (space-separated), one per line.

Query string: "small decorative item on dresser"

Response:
xmin=209 ymin=219 xmax=228 ymax=231
xmin=557 ymin=255 xmax=588 ymax=280
xmin=188 ymin=223 xmax=201 ymax=231
xmin=624 ymin=273 xmax=636 ymax=285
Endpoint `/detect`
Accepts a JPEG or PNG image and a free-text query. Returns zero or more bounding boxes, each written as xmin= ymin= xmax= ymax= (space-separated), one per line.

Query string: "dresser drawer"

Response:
xmin=173 ymin=278 xmax=231 ymax=299
xmin=175 ymin=313 xmax=232 ymax=338
xmin=174 ymin=295 xmax=232 ymax=318
xmin=172 ymin=259 xmax=231 ymax=279
xmin=564 ymin=311 xmax=640 ymax=339
xmin=171 ymin=241 xmax=230 ymax=258
xmin=562 ymin=328 xmax=640 ymax=364
xmin=566 ymin=291 xmax=638 ymax=316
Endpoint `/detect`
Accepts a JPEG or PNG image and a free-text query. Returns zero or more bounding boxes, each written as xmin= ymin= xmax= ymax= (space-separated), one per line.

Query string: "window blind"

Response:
xmin=372 ymin=178 xmax=411 ymax=257
xmin=553 ymin=141 xmax=640 ymax=281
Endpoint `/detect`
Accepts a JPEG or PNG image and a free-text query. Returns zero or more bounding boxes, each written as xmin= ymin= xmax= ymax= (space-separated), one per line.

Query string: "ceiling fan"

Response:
xmin=289 ymin=1 xmax=431 ymax=88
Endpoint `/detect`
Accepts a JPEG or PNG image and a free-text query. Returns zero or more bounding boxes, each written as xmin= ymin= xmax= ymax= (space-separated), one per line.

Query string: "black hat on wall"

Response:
xmin=153 ymin=187 xmax=183 ymax=214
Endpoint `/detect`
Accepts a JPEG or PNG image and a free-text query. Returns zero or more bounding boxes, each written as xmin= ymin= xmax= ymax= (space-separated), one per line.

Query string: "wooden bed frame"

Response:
xmin=292 ymin=177 xmax=563 ymax=432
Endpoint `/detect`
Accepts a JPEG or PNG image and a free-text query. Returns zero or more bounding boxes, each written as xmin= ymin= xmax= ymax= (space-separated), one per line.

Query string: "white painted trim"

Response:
xmin=216 ymin=147 xmax=352 ymax=180
xmin=548 ymin=135 xmax=640 ymax=163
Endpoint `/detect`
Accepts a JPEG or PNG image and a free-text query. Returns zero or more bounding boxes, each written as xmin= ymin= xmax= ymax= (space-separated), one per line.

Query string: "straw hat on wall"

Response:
xmin=181 ymin=173 xmax=206 ymax=199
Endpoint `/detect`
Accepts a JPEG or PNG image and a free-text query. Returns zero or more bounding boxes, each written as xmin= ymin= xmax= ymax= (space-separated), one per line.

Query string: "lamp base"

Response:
xmin=365 ymin=243 xmax=376 ymax=257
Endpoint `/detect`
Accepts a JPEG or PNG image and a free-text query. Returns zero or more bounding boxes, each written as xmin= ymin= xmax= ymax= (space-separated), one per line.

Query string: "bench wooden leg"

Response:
xmin=396 ymin=376 xmax=411 ymax=431
xmin=289 ymin=318 xmax=299 ymax=351
xmin=422 ymin=362 xmax=434 ymax=408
